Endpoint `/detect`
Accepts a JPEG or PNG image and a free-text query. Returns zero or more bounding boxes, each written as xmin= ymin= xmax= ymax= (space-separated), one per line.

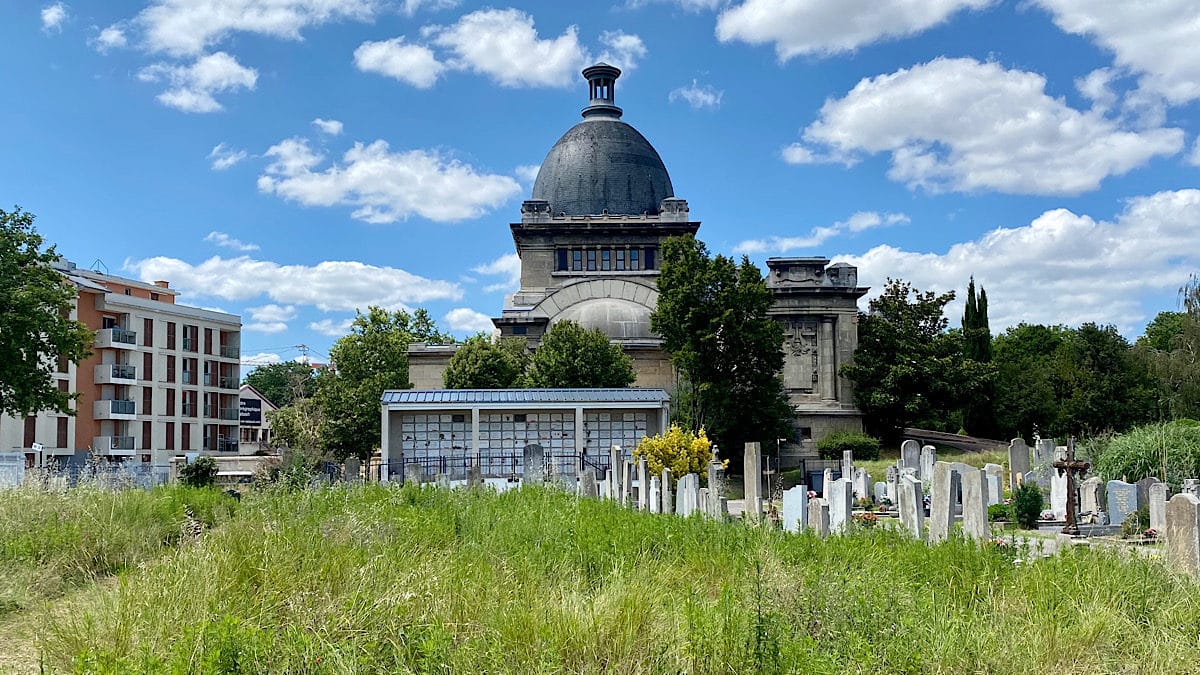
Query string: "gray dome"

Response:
xmin=531 ymin=64 xmax=674 ymax=216
xmin=554 ymin=298 xmax=653 ymax=340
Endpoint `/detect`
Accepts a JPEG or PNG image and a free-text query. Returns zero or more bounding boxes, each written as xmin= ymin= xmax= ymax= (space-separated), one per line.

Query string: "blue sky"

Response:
xmin=4 ymin=0 xmax=1199 ymax=368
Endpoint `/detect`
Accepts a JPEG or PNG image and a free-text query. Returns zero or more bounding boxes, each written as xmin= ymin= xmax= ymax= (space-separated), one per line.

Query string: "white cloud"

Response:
xmin=41 ymin=3 xmax=68 ymax=33
xmin=257 ymin=136 xmax=521 ymax=223
xmin=353 ymin=37 xmax=446 ymax=89
xmin=444 ymin=307 xmax=495 ymax=333
xmin=426 ymin=8 xmax=589 ymax=88
xmin=309 ymin=317 xmax=356 ymax=337
xmin=204 ymin=231 xmax=259 ymax=252
xmin=91 ymin=25 xmax=128 ymax=52
xmin=791 ymin=57 xmax=1184 ymax=195
xmin=241 ymin=352 xmax=283 ymax=367
xmin=628 ymin=0 xmax=723 ymax=9
xmin=125 ymin=255 xmax=462 ymax=312
xmin=131 ymin=0 xmax=380 ymax=57
xmin=138 ymin=51 xmax=257 ymax=113
xmin=715 ymin=0 xmax=992 ymax=60
xmin=311 ymin=118 xmax=343 ymax=135
xmin=1075 ymin=67 xmax=1118 ymax=112
xmin=598 ymin=30 xmax=647 ymax=72
xmin=244 ymin=304 xmax=297 ymax=333
xmin=472 ymin=253 xmax=522 ymax=293
xmin=1035 ymin=0 xmax=1200 ymax=106
xmin=208 ymin=142 xmax=248 ymax=170
xmin=780 ymin=143 xmax=815 ymax=164
xmin=736 ymin=211 xmax=908 ymax=254
xmin=514 ymin=164 xmax=540 ymax=184
xmin=669 ymin=79 xmax=723 ymax=110
xmin=839 ymin=190 xmax=1200 ymax=335
xmin=1189 ymin=138 xmax=1200 ymax=167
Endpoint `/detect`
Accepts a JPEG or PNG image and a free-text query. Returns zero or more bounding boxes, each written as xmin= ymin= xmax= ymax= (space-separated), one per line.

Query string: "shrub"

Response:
xmin=633 ymin=425 xmax=713 ymax=478
xmin=1094 ymin=420 xmax=1200 ymax=488
xmin=1120 ymin=508 xmax=1151 ymax=539
xmin=988 ymin=503 xmax=1010 ymax=522
xmin=1010 ymin=483 xmax=1043 ymax=529
xmin=178 ymin=456 xmax=218 ymax=488
xmin=817 ymin=432 xmax=881 ymax=461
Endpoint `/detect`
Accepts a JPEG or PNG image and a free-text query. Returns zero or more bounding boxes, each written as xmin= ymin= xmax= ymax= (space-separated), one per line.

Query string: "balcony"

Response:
xmin=219 ymin=407 xmax=238 ymax=421
xmin=93 ymin=399 xmax=136 ymax=420
xmin=220 ymin=345 xmax=240 ymax=359
xmin=206 ymin=438 xmax=239 ymax=453
xmin=219 ymin=376 xmax=239 ymax=390
xmin=94 ymin=363 xmax=136 ymax=385
xmin=95 ymin=327 xmax=137 ymax=350
xmin=93 ymin=435 xmax=136 ymax=456
xmin=182 ymin=371 xmax=197 ymax=385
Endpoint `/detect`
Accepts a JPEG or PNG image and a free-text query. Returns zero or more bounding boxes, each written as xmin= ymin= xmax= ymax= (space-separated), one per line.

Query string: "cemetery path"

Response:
xmin=0 ymin=576 xmax=117 ymax=674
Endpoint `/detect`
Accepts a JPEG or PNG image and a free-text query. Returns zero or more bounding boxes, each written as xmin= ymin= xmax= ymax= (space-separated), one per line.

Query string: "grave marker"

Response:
xmin=808 ymin=498 xmax=831 ymax=538
xmin=961 ymin=468 xmax=989 ymax=542
xmin=1008 ymin=438 xmax=1031 ymax=487
xmin=920 ymin=445 xmax=937 ymax=482
xmin=649 ymin=476 xmax=661 ymax=513
xmin=929 ymin=461 xmax=959 ymax=543
xmin=661 ymin=468 xmax=674 ymax=514
xmin=900 ymin=439 xmax=921 ymax=471
xmin=828 ymin=477 xmax=854 ymax=534
xmin=1165 ymin=493 xmax=1200 ymax=577
xmin=782 ymin=485 xmax=808 ymax=533
xmin=898 ymin=475 xmax=924 ymax=538
xmin=1149 ymin=482 xmax=1169 ymax=532
xmin=523 ymin=443 xmax=545 ymax=484
xmin=1106 ymin=480 xmax=1138 ymax=526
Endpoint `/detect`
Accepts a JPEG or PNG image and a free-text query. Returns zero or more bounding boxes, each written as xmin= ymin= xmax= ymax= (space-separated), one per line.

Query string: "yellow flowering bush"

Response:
xmin=633 ymin=425 xmax=713 ymax=478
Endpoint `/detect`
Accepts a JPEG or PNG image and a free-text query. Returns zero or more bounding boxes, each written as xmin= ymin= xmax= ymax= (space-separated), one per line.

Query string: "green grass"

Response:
xmin=857 ymin=447 xmax=1010 ymax=488
xmin=0 ymin=483 xmax=237 ymax=618
xmin=20 ymin=485 xmax=1200 ymax=673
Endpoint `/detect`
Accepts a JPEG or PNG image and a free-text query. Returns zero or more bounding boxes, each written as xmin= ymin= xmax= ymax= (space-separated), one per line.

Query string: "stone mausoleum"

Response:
xmin=407 ymin=63 xmax=865 ymax=460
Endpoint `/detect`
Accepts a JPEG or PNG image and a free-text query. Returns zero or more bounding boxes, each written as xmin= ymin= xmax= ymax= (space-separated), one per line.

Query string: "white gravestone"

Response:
xmin=1149 ymin=482 xmax=1169 ymax=532
xmin=610 ymin=446 xmax=623 ymax=498
xmin=929 ymin=461 xmax=959 ymax=544
xmin=828 ymin=478 xmax=854 ymax=534
xmin=1080 ymin=477 xmax=1104 ymax=518
xmin=808 ymin=498 xmax=831 ymax=538
xmin=984 ymin=464 xmax=1004 ymax=506
xmin=1049 ymin=447 xmax=1069 ymax=519
xmin=874 ymin=482 xmax=888 ymax=505
xmin=885 ymin=465 xmax=899 ymax=505
xmin=961 ymin=468 xmax=990 ymax=542
xmin=782 ymin=485 xmax=808 ymax=534
xmin=822 ymin=468 xmax=835 ymax=499
xmin=853 ymin=468 xmax=871 ymax=502
xmin=841 ymin=450 xmax=854 ymax=487
xmin=661 ymin=468 xmax=673 ymax=514
xmin=919 ymin=445 xmax=937 ymax=483
xmin=898 ymin=475 xmax=924 ymax=538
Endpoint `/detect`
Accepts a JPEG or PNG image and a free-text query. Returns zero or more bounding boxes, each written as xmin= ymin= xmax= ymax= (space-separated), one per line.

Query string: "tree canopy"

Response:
xmin=243 ymin=361 xmax=316 ymax=407
xmin=522 ymin=321 xmax=635 ymax=388
xmin=443 ymin=334 xmax=528 ymax=389
xmin=961 ymin=277 xmax=996 ymax=437
xmin=651 ymin=234 xmax=791 ymax=457
xmin=0 ymin=207 xmax=93 ymax=417
xmin=1135 ymin=277 xmax=1200 ymax=421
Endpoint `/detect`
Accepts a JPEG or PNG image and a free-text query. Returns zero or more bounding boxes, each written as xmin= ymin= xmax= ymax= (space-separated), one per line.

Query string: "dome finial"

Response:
xmin=581 ymin=63 xmax=622 ymax=119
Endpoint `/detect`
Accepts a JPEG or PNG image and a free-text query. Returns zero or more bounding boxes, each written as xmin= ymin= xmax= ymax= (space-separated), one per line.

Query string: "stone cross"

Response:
xmin=1051 ymin=437 xmax=1090 ymax=535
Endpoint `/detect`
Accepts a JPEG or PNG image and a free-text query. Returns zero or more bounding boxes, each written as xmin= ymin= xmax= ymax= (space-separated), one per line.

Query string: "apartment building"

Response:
xmin=0 ymin=259 xmax=242 ymax=468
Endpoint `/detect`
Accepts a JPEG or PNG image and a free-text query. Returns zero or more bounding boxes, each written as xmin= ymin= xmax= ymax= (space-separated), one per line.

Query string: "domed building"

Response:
xmin=407 ymin=63 xmax=866 ymax=456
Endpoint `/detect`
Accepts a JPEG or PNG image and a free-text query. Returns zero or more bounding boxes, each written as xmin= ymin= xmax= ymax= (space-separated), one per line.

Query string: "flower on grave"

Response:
xmin=807 ymin=490 xmax=817 ymax=499
xmin=1040 ymin=510 xmax=1056 ymax=521
xmin=989 ymin=537 xmax=1011 ymax=548
xmin=852 ymin=512 xmax=879 ymax=527
xmin=1143 ymin=528 xmax=1158 ymax=538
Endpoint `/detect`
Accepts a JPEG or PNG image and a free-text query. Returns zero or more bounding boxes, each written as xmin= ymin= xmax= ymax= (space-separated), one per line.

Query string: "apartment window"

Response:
xmin=204 ymin=328 xmax=213 ymax=355
xmin=143 ymin=352 xmax=153 ymax=381
xmin=165 ymin=422 xmax=174 ymax=451
xmin=181 ymin=423 xmax=190 ymax=451
xmin=142 ymin=388 xmax=153 ymax=415
xmin=56 ymin=353 xmax=69 ymax=374
xmin=23 ymin=417 xmax=36 ymax=447
xmin=183 ymin=325 xmax=198 ymax=352
xmin=586 ymin=249 xmax=597 ymax=271
xmin=57 ymin=380 xmax=68 ymax=393
xmin=165 ymin=388 xmax=175 ymax=416
xmin=572 ymin=250 xmax=583 ymax=271
xmin=143 ymin=318 xmax=153 ymax=347
xmin=56 ymin=417 xmax=68 ymax=448
xmin=601 ymin=250 xmax=611 ymax=271
xmin=166 ymin=355 xmax=175 ymax=383
xmin=556 ymin=249 xmax=568 ymax=271
xmin=102 ymin=316 xmax=118 ymax=329
xmin=616 ymin=249 xmax=626 ymax=270
xmin=629 ymin=249 xmax=640 ymax=271
xmin=166 ymin=322 xmax=176 ymax=350
xmin=142 ymin=421 xmax=152 ymax=450
xmin=182 ymin=357 xmax=196 ymax=385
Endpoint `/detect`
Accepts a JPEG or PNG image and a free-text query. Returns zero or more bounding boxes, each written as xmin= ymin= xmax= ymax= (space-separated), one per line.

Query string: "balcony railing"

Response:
xmin=220 ymin=345 xmax=240 ymax=359
xmin=94 ymin=363 xmax=136 ymax=384
xmin=219 ymin=376 xmax=239 ymax=390
xmin=218 ymin=438 xmax=238 ymax=453
xmin=182 ymin=403 xmax=197 ymax=417
xmin=93 ymin=435 xmax=136 ymax=454
xmin=203 ymin=373 xmax=214 ymax=387
xmin=95 ymin=327 xmax=138 ymax=350
xmin=182 ymin=371 xmax=196 ymax=385
xmin=94 ymin=399 xmax=136 ymax=419
xmin=182 ymin=337 xmax=197 ymax=352
xmin=219 ymin=407 xmax=239 ymax=421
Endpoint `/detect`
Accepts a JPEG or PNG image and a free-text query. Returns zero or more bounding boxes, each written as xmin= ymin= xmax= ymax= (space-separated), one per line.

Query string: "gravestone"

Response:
xmin=709 ymin=456 xmax=728 ymax=519
xmin=344 ymin=457 xmax=361 ymax=483
xmin=1050 ymin=461 xmax=1068 ymax=520
xmin=621 ymin=460 xmax=633 ymax=506
xmin=637 ymin=458 xmax=649 ymax=511
xmin=698 ymin=488 xmax=710 ymax=518
xmin=1165 ymin=493 xmax=1200 ymax=577
xmin=610 ymin=445 xmax=623 ymax=498
xmin=900 ymin=439 xmax=921 ymax=471
xmin=920 ymin=445 xmax=937 ymax=482
xmin=523 ymin=443 xmax=545 ymax=484
xmin=1149 ymin=482 xmax=1169 ymax=532
xmin=822 ymin=468 xmax=835 ymax=499
xmin=841 ymin=450 xmax=854 ymax=487
xmin=853 ymin=468 xmax=871 ymax=502
xmin=467 ymin=462 xmax=482 ymax=488
xmin=1009 ymin=438 xmax=1031 ymax=488
xmin=404 ymin=462 xmax=423 ymax=486
xmin=1106 ymin=480 xmax=1138 ymax=526
xmin=961 ymin=467 xmax=989 ymax=542
xmin=983 ymin=464 xmax=1004 ymax=506
xmin=898 ymin=475 xmax=924 ymax=539
xmin=661 ymin=468 xmax=674 ymax=514
xmin=744 ymin=442 xmax=762 ymax=522
xmin=1184 ymin=479 xmax=1200 ymax=499
xmin=579 ymin=468 xmax=598 ymax=498
xmin=885 ymin=465 xmax=899 ymax=505
xmin=929 ymin=461 xmax=959 ymax=544
xmin=808 ymin=498 xmax=831 ymax=538
xmin=828 ymin=477 xmax=854 ymax=534
xmin=649 ymin=476 xmax=661 ymax=514
xmin=677 ymin=474 xmax=700 ymax=517
xmin=1034 ymin=438 xmax=1056 ymax=466
xmin=874 ymin=482 xmax=888 ymax=505
xmin=1080 ymin=476 xmax=1104 ymax=517
xmin=782 ymin=485 xmax=808 ymax=533
xmin=1136 ymin=477 xmax=1161 ymax=513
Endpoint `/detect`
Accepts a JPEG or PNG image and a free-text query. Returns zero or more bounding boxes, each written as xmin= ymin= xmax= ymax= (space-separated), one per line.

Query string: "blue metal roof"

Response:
xmin=381 ymin=388 xmax=670 ymax=405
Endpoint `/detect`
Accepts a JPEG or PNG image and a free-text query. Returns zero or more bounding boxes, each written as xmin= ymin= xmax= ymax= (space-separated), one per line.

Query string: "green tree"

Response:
xmin=443 ymin=334 xmax=528 ymax=388
xmin=523 ymin=320 xmax=635 ymax=388
xmin=993 ymin=323 xmax=1066 ymax=439
xmin=961 ymin=277 xmax=996 ymax=437
xmin=267 ymin=398 xmax=325 ymax=456
xmin=316 ymin=307 xmax=444 ymax=459
xmin=1137 ymin=311 xmax=1185 ymax=352
xmin=840 ymin=279 xmax=993 ymax=443
xmin=178 ymin=456 xmax=218 ymax=488
xmin=243 ymin=361 xmax=316 ymax=407
xmin=1136 ymin=278 xmax=1200 ymax=420
xmin=651 ymin=235 xmax=792 ymax=456
xmin=0 ymin=207 xmax=93 ymax=416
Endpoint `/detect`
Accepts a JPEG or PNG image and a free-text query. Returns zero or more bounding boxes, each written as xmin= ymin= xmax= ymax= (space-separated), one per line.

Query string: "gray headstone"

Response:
xmin=961 ymin=467 xmax=989 ymax=542
xmin=808 ymin=498 xmax=831 ymax=538
xmin=874 ymin=481 xmax=888 ymax=505
xmin=898 ymin=475 xmax=924 ymax=539
xmin=598 ymin=477 xmax=611 ymax=500
xmin=1008 ymin=438 xmax=1031 ymax=487
xmin=1106 ymin=480 xmax=1138 ymax=526
xmin=1184 ymin=478 xmax=1200 ymax=500
xmin=1080 ymin=476 xmax=1104 ymax=516
xmin=436 ymin=473 xmax=450 ymax=490
xmin=698 ymin=487 xmax=710 ymax=518
xmin=621 ymin=460 xmax=633 ymax=506
xmin=984 ymin=464 xmax=1003 ymax=506
xmin=1165 ymin=493 xmax=1200 ymax=577
xmin=782 ymin=485 xmax=808 ymax=533
xmin=929 ymin=461 xmax=960 ymax=544
xmin=744 ymin=442 xmax=762 ymax=522
xmin=1034 ymin=438 xmax=1056 ymax=466
xmin=467 ymin=462 xmax=482 ymax=488
xmin=677 ymin=474 xmax=700 ymax=517
xmin=885 ymin=465 xmax=899 ymax=505
xmin=344 ymin=457 xmax=361 ymax=483
xmin=919 ymin=445 xmax=937 ymax=482
xmin=841 ymin=449 xmax=854 ymax=486
xmin=523 ymin=443 xmax=545 ymax=484
xmin=661 ymin=468 xmax=673 ymax=514
xmin=1136 ymin=477 xmax=1161 ymax=513
xmin=637 ymin=457 xmax=649 ymax=511
xmin=853 ymin=467 xmax=871 ymax=502
xmin=709 ymin=459 xmax=728 ymax=519
xmin=404 ymin=462 xmax=423 ymax=485
xmin=828 ymin=477 xmax=854 ymax=534
xmin=579 ymin=468 xmax=598 ymax=498
xmin=649 ymin=476 xmax=661 ymax=514
xmin=1050 ymin=467 xmax=1068 ymax=519
xmin=900 ymin=440 xmax=921 ymax=471
xmin=1149 ymin=482 xmax=1169 ymax=532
